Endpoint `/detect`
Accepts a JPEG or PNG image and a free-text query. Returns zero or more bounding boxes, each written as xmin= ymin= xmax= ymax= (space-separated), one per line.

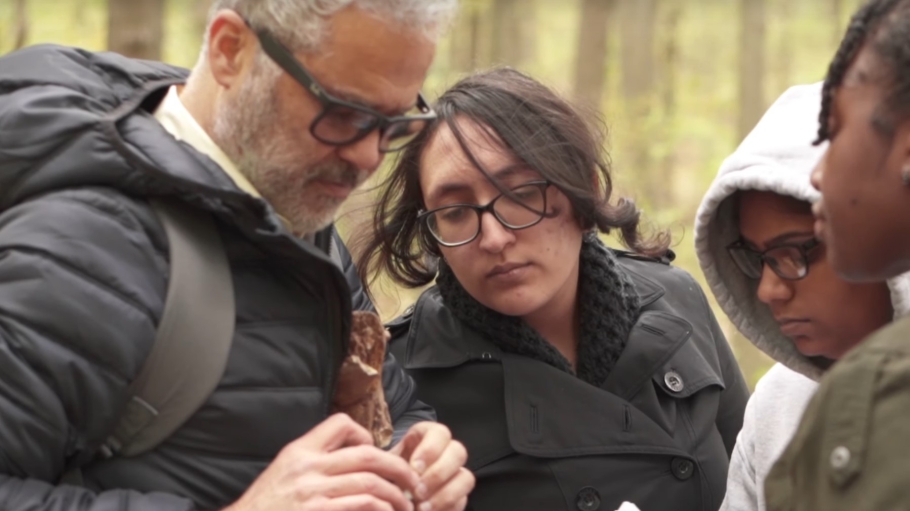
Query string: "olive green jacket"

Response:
xmin=764 ymin=315 xmax=910 ymax=511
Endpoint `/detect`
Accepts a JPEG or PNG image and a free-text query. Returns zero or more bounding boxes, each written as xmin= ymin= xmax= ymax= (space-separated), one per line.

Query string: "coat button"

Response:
xmin=404 ymin=304 xmax=415 ymax=316
xmin=575 ymin=486 xmax=601 ymax=511
xmin=664 ymin=371 xmax=684 ymax=392
xmin=830 ymin=446 xmax=851 ymax=469
xmin=671 ymin=457 xmax=695 ymax=480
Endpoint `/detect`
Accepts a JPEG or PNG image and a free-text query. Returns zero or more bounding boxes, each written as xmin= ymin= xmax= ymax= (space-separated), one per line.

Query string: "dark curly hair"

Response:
xmin=356 ymin=67 xmax=670 ymax=289
xmin=817 ymin=0 xmax=910 ymax=143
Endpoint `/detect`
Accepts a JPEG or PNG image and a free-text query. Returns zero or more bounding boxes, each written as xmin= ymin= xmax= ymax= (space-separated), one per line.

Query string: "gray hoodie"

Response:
xmin=694 ymin=82 xmax=910 ymax=511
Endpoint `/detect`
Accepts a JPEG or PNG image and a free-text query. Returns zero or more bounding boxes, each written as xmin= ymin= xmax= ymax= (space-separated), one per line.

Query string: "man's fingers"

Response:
xmin=445 ymin=496 xmax=469 ymax=511
xmin=316 ymin=494 xmax=396 ymax=511
xmin=415 ymin=440 xmax=468 ymax=500
xmin=293 ymin=413 xmax=374 ymax=452
xmin=390 ymin=427 xmax=420 ymax=460
xmin=320 ymin=445 xmax=420 ymax=491
xmin=320 ymin=473 xmax=415 ymax=511
xmin=418 ymin=468 xmax=475 ymax=511
xmin=400 ymin=422 xmax=452 ymax=474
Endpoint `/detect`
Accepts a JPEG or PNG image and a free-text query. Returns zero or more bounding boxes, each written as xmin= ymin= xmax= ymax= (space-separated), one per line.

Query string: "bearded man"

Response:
xmin=0 ymin=2 xmax=473 ymax=511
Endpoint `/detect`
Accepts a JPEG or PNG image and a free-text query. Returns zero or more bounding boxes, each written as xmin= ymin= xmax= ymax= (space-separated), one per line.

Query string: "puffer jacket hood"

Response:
xmin=694 ymin=82 xmax=910 ymax=381
xmin=0 ymin=45 xmax=264 ymax=218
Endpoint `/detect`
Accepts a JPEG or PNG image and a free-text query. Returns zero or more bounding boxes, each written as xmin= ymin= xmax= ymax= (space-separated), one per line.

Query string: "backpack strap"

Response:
xmin=101 ymin=198 xmax=235 ymax=457
xmin=328 ymin=231 xmax=343 ymax=268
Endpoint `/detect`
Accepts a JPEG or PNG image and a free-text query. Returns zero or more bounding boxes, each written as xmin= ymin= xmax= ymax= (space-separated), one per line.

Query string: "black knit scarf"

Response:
xmin=435 ymin=236 xmax=641 ymax=386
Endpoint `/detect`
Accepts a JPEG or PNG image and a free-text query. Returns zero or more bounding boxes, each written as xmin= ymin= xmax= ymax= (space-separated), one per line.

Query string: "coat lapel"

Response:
xmin=601 ymin=310 xmax=693 ymax=400
xmin=501 ymin=354 xmax=689 ymax=458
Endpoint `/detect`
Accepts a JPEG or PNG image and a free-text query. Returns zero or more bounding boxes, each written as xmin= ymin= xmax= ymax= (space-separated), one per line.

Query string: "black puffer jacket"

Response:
xmin=389 ymin=253 xmax=750 ymax=511
xmin=0 ymin=45 xmax=433 ymax=511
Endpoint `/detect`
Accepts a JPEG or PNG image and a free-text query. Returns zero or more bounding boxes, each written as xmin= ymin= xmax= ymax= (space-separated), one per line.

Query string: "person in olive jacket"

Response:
xmin=357 ymin=68 xmax=750 ymax=511
xmin=765 ymin=0 xmax=910 ymax=509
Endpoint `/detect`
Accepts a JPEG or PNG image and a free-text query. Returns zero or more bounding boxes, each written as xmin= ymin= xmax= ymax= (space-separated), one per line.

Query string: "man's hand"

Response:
xmin=391 ymin=422 xmax=475 ymax=511
xmin=225 ymin=414 xmax=420 ymax=511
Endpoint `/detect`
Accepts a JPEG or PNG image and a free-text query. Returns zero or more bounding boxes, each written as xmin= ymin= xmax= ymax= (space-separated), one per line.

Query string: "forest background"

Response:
xmin=0 ymin=0 xmax=867 ymax=388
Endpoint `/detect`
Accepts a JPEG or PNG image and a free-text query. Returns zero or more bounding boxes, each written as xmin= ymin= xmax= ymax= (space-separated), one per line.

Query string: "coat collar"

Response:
xmin=399 ymin=255 xmax=667 ymax=370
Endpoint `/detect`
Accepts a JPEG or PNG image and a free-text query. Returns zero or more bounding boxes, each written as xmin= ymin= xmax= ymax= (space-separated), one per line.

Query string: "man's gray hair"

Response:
xmin=206 ymin=0 xmax=458 ymax=52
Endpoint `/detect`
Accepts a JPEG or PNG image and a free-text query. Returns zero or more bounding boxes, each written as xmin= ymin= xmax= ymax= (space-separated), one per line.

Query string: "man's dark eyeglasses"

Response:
xmin=417 ymin=181 xmax=552 ymax=247
xmin=727 ymin=238 xmax=821 ymax=281
xmin=247 ymin=22 xmax=436 ymax=153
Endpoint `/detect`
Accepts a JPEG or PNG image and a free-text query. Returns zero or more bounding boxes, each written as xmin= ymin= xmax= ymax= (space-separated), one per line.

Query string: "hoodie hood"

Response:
xmin=694 ymin=82 xmax=910 ymax=381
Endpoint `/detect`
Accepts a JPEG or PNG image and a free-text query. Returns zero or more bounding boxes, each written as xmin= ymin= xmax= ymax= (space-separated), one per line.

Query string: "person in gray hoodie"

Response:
xmin=694 ymin=82 xmax=910 ymax=511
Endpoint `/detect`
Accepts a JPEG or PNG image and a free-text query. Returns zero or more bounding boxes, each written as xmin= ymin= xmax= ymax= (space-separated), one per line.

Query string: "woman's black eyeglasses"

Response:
xmin=247 ymin=21 xmax=437 ymax=152
xmin=727 ymin=238 xmax=821 ymax=281
xmin=418 ymin=181 xmax=552 ymax=247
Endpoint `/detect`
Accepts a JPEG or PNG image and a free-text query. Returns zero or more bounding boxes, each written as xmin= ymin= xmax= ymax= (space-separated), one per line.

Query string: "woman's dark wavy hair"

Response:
xmin=817 ymin=0 xmax=910 ymax=143
xmin=356 ymin=67 xmax=670 ymax=290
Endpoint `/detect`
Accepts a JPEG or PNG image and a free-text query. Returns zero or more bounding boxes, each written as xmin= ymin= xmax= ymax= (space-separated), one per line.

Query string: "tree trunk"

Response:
xmin=772 ymin=0 xmax=793 ymax=97
xmin=620 ymin=0 xmax=657 ymax=109
xmin=653 ymin=0 xmax=682 ymax=208
xmin=450 ymin=0 xmax=487 ymax=74
xmin=107 ymin=0 xmax=166 ymax=60
xmin=491 ymin=0 xmax=536 ymax=67
xmin=832 ymin=0 xmax=845 ymax=46
xmin=738 ymin=0 xmax=766 ymax=142
xmin=659 ymin=1 xmax=681 ymax=118
xmin=73 ymin=0 xmax=87 ymax=28
xmin=572 ymin=0 xmax=614 ymax=109
xmin=13 ymin=0 xmax=29 ymax=50
xmin=619 ymin=0 xmax=658 ymax=204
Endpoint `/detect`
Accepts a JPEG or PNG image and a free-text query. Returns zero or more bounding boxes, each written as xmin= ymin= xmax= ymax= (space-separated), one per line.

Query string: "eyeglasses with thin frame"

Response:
xmin=246 ymin=20 xmax=437 ymax=153
xmin=726 ymin=238 xmax=822 ymax=281
xmin=418 ymin=181 xmax=552 ymax=247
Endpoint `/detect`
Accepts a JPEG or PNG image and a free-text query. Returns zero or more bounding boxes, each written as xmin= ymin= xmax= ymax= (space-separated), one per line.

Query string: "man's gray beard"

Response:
xmin=211 ymin=61 xmax=367 ymax=236
xmin=251 ymin=158 xmax=367 ymax=237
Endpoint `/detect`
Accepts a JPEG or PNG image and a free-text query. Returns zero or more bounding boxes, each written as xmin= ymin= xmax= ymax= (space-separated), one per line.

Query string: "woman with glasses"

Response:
xmin=357 ymin=68 xmax=750 ymax=511
xmin=694 ymin=82 xmax=909 ymax=511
